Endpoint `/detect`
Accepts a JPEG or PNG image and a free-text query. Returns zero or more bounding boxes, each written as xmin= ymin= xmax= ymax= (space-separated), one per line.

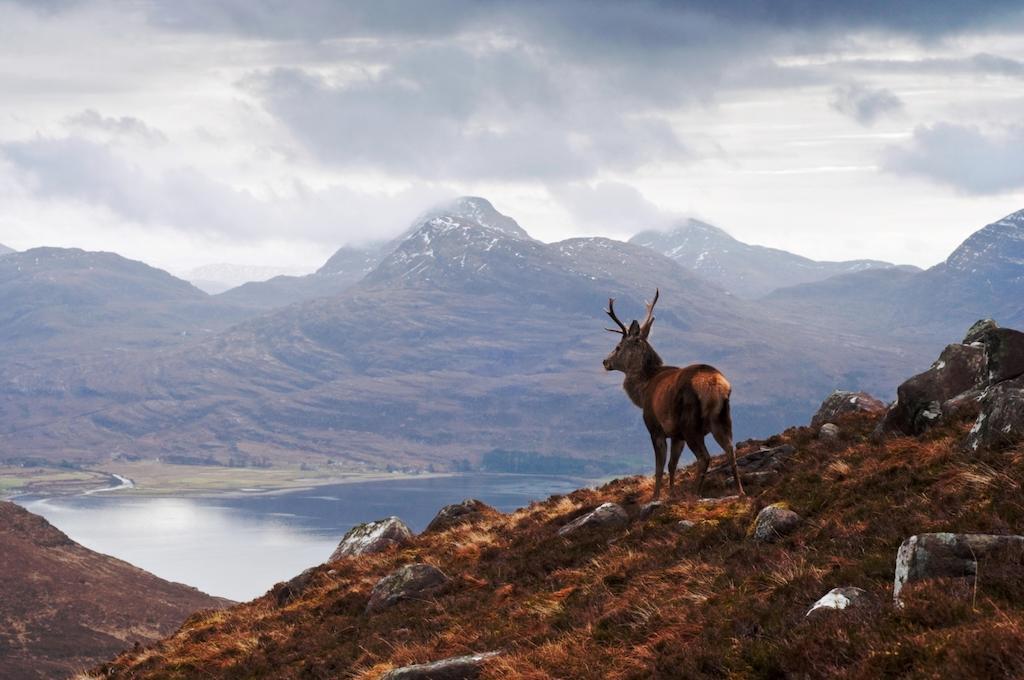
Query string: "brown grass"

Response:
xmin=93 ymin=413 xmax=1024 ymax=679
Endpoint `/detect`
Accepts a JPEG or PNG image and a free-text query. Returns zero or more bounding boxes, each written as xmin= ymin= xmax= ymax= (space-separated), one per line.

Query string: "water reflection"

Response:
xmin=19 ymin=474 xmax=592 ymax=601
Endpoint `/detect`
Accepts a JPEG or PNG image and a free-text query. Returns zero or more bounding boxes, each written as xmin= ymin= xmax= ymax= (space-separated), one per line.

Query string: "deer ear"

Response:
xmin=628 ymin=320 xmax=641 ymax=336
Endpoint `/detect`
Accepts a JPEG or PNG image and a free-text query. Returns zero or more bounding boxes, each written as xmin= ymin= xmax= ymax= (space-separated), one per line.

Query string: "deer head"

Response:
xmin=602 ymin=289 xmax=662 ymax=373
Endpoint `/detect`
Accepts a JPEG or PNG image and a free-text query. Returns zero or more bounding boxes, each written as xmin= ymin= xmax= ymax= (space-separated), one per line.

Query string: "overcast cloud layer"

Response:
xmin=1 ymin=0 xmax=1023 ymax=273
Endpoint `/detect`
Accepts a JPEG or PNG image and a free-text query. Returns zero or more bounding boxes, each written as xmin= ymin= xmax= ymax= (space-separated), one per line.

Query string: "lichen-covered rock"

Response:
xmin=880 ymin=343 xmax=987 ymax=435
xmin=557 ymin=502 xmax=628 ymax=537
xmin=751 ymin=504 xmax=801 ymax=543
xmin=963 ymin=318 xmax=999 ymax=345
xmin=964 ymin=377 xmax=1024 ymax=452
xmin=675 ymin=519 xmax=696 ymax=531
xmin=941 ymin=388 xmax=985 ymax=422
xmin=980 ymin=327 xmax=1024 ymax=385
xmin=806 ymin=587 xmax=868 ymax=617
xmin=706 ymin=444 xmax=794 ymax=487
xmin=366 ymin=563 xmax=450 ymax=613
xmin=810 ymin=391 xmax=886 ymax=430
xmin=639 ymin=501 xmax=663 ymax=520
xmin=425 ymin=499 xmax=496 ymax=533
xmin=380 ymin=651 xmax=501 ymax=679
xmin=330 ymin=516 xmax=414 ymax=561
xmin=893 ymin=533 xmax=1024 ymax=602
xmin=818 ymin=423 xmax=840 ymax=441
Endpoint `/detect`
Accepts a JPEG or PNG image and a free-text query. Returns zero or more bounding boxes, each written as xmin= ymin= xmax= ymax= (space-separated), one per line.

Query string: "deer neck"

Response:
xmin=621 ymin=353 xmax=663 ymax=408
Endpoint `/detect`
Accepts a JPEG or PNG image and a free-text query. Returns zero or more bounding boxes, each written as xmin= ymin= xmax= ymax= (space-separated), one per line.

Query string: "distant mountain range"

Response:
xmin=0 ymin=243 xmax=14 ymax=256
xmin=0 ymin=501 xmax=228 ymax=679
xmin=183 ymin=263 xmax=308 ymax=295
xmin=0 ymin=198 xmax=925 ymax=471
xmin=631 ymin=218 xmax=916 ymax=298
xmin=763 ymin=209 xmax=1024 ymax=344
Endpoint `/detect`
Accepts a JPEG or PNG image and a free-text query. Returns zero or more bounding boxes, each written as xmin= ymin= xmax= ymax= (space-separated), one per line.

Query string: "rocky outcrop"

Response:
xmin=380 ymin=651 xmax=501 ymax=679
xmin=330 ymin=517 xmax=414 ymax=560
xmin=818 ymin=423 xmax=840 ymax=441
xmin=880 ymin=343 xmax=987 ymax=435
xmin=750 ymin=504 xmax=801 ymax=543
xmin=557 ymin=502 xmax=628 ymax=538
xmin=810 ymin=391 xmax=886 ymax=430
xmin=425 ymin=499 xmax=496 ymax=533
xmin=876 ymin=320 xmax=1024 ymax=446
xmin=893 ymin=533 xmax=1024 ymax=602
xmin=806 ymin=587 xmax=869 ymax=617
xmin=273 ymin=567 xmax=318 ymax=606
xmin=639 ymin=501 xmax=663 ymax=520
xmin=366 ymin=563 xmax=450 ymax=614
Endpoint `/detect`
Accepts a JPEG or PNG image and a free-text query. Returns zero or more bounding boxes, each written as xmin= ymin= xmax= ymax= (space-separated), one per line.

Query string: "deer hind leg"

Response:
xmin=668 ymin=439 xmax=685 ymax=497
xmin=711 ymin=412 xmax=745 ymax=496
xmin=650 ymin=434 xmax=667 ymax=500
xmin=685 ymin=433 xmax=712 ymax=498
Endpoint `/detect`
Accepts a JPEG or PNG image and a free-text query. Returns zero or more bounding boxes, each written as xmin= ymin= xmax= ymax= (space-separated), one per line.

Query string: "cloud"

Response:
xmin=882 ymin=123 xmax=1024 ymax=194
xmin=65 ymin=109 xmax=168 ymax=144
xmin=1 ymin=135 xmax=449 ymax=244
xmin=829 ymin=83 xmax=903 ymax=125
xmin=551 ymin=181 xmax=678 ymax=237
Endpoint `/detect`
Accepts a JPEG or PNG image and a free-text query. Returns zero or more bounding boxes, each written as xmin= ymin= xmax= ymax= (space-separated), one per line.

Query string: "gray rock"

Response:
xmin=557 ymin=502 xmax=628 ymax=537
xmin=380 ymin=651 xmax=501 ymax=680
xmin=675 ymin=519 xmax=696 ymax=531
xmin=698 ymin=495 xmax=742 ymax=505
xmin=964 ymin=377 xmax=1024 ymax=452
xmin=706 ymin=444 xmax=795 ymax=483
xmin=806 ymin=586 xmax=869 ymax=617
xmin=639 ymin=501 xmax=664 ymax=520
xmin=425 ymin=499 xmax=496 ymax=533
xmin=330 ymin=516 xmax=414 ymax=561
xmin=811 ymin=390 xmax=886 ymax=429
xmin=963 ymin=318 xmax=999 ymax=345
xmin=273 ymin=566 xmax=318 ymax=606
xmin=981 ymin=327 xmax=1024 ymax=385
xmin=893 ymin=533 xmax=1024 ymax=602
xmin=818 ymin=423 xmax=840 ymax=441
xmin=751 ymin=504 xmax=802 ymax=543
xmin=880 ymin=342 xmax=987 ymax=436
xmin=366 ymin=563 xmax=449 ymax=613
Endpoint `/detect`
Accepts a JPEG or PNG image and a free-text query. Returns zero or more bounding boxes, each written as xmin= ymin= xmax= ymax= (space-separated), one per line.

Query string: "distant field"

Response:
xmin=1 ymin=461 xmax=451 ymax=498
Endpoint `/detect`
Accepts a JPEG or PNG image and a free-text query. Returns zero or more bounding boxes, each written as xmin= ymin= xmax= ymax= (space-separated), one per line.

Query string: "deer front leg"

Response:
xmin=668 ymin=439 xmax=684 ymax=496
xmin=650 ymin=434 xmax=667 ymax=500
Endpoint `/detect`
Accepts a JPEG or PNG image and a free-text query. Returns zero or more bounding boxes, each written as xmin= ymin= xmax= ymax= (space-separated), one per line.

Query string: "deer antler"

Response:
xmin=640 ymin=288 xmax=659 ymax=338
xmin=605 ymin=298 xmax=628 ymax=335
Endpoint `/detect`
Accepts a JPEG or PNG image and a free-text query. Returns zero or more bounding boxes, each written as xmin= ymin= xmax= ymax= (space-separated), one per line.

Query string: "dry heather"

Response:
xmin=89 ymin=412 xmax=1024 ymax=679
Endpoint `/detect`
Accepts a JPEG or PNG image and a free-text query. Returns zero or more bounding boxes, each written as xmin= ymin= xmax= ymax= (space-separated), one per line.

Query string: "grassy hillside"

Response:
xmin=86 ymin=409 xmax=1024 ymax=679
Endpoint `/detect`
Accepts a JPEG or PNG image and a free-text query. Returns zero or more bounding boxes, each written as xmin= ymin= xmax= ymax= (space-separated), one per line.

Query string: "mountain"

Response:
xmin=0 ymin=199 xmax=920 ymax=469
xmin=90 ymin=403 xmax=1024 ymax=679
xmin=183 ymin=263 xmax=308 ymax=295
xmin=0 ymin=248 xmax=253 ymax=356
xmin=0 ymin=243 xmax=14 ymax=256
xmin=764 ymin=208 xmax=1024 ymax=345
xmin=631 ymin=218 xmax=911 ymax=298
xmin=0 ymin=501 xmax=228 ymax=679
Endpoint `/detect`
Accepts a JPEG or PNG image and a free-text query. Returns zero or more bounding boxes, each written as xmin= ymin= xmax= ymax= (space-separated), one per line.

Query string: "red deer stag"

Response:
xmin=602 ymin=290 xmax=744 ymax=499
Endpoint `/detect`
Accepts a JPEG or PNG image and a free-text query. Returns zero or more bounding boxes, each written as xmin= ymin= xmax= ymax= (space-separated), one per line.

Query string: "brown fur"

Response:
xmin=604 ymin=293 xmax=744 ymax=499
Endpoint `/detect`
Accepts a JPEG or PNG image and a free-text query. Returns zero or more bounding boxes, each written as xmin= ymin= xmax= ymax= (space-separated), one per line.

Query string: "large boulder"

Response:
xmin=380 ymin=651 xmax=501 ymax=680
xmin=964 ymin=377 xmax=1024 ymax=452
xmin=893 ymin=533 xmax=1024 ymax=602
xmin=880 ymin=343 xmax=987 ymax=435
xmin=750 ymin=504 xmax=802 ymax=543
xmin=424 ymin=499 xmax=496 ymax=533
xmin=366 ymin=563 xmax=450 ymax=614
xmin=272 ymin=566 xmax=318 ymax=606
xmin=557 ymin=502 xmax=628 ymax=538
xmin=806 ymin=586 xmax=869 ymax=617
xmin=330 ymin=517 xmax=414 ymax=561
xmin=706 ymin=444 xmax=795 ymax=487
xmin=980 ymin=327 xmax=1024 ymax=385
xmin=810 ymin=391 xmax=886 ymax=430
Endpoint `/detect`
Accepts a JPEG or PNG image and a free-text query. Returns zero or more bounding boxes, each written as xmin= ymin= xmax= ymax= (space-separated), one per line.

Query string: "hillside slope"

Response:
xmin=0 ymin=502 xmax=229 ymax=680
xmin=89 ymin=406 xmax=1024 ymax=679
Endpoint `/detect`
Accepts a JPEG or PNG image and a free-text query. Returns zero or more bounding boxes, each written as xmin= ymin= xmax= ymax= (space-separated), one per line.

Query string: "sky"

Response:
xmin=1 ymin=1 xmax=1023 ymax=276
